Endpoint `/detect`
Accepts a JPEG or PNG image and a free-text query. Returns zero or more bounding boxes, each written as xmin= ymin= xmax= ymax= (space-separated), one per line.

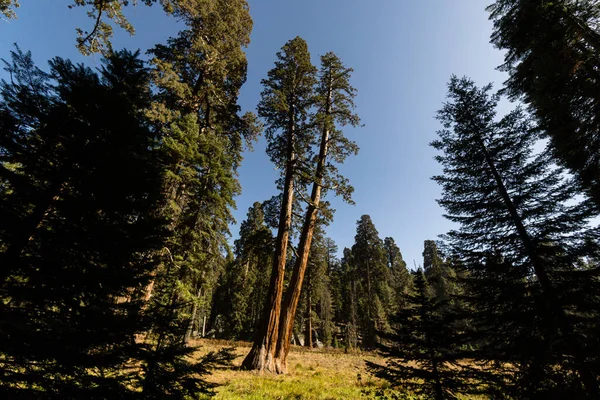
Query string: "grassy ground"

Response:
xmin=193 ymin=339 xmax=391 ymax=399
xmin=193 ymin=340 xmax=490 ymax=399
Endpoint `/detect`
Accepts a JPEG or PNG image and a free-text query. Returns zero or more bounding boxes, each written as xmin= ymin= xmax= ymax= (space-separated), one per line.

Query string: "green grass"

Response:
xmin=193 ymin=340 xmax=489 ymax=399
xmin=193 ymin=340 xmax=385 ymax=399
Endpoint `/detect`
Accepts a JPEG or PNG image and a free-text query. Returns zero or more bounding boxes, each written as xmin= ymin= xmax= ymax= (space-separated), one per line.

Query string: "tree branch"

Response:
xmin=80 ymin=0 xmax=106 ymax=49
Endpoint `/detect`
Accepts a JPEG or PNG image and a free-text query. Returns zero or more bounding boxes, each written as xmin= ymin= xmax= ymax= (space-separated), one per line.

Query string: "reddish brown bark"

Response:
xmin=242 ymin=110 xmax=297 ymax=372
xmin=273 ymin=83 xmax=332 ymax=374
xmin=272 ymin=183 xmax=321 ymax=373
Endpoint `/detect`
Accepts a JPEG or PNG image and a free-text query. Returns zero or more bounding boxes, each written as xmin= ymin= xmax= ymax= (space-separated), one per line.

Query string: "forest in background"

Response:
xmin=1 ymin=0 xmax=600 ymax=399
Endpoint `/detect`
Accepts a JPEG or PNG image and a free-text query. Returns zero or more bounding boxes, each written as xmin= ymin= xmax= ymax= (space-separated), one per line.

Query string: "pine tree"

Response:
xmin=338 ymin=247 xmax=360 ymax=350
xmin=488 ymin=0 xmax=600 ymax=208
xmin=137 ymin=0 xmax=257 ymax=392
xmin=243 ymin=37 xmax=317 ymax=372
xmin=432 ymin=75 xmax=600 ymax=397
xmin=144 ymin=0 xmax=255 ymax=330
xmin=273 ymin=51 xmax=360 ymax=373
xmin=313 ymin=235 xmax=337 ymax=347
xmin=292 ymin=225 xmax=333 ymax=350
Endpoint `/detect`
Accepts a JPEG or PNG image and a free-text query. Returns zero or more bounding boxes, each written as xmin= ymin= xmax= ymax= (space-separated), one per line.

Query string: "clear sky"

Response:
xmin=1 ymin=0 xmax=510 ymax=267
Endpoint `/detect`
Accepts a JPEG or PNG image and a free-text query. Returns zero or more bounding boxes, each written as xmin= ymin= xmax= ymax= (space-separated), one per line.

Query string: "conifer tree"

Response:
xmin=488 ymin=0 xmax=600 ymax=208
xmin=338 ymin=247 xmax=360 ymax=349
xmin=145 ymin=0 xmax=256 ymax=326
xmin=213 ymin=202 xmax=274 ymax=339
xmin=432 ymin=75 xmax=600 ymax=397
xmin=2 ymin=1 xmax=253 ymax=56
xmin=138 ymin=0 xmax=257 ymax=392
xmin=368 ymin=269 xmax=482 ymax=400
xmin=273 ymin=51 xmax=360 ymax=373
xmin=292 ymin=225 xmax=334 ymax=350
xmin=349 ymin=215 xmax=393 ymax=348
xmin=323 ymin=238 xmax=343 ymax=341
xmin=384 ymin=237 xmax=412 ymax=311
xmin=423 ymin=240 xmax=459 ymax=306
xmin=0 ymin=47 xmax=171 ymax=397
xmin=313 ymin=235 xmax=337 ymax=347
xmin=243 ymin=37 xmax=317 ymax=372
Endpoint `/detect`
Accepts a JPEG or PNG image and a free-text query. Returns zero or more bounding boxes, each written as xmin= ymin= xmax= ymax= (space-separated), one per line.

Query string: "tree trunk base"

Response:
xmin=274 ymin=355 xmax=288 ymax=374
xmin=242 ymin=343 xmax=278 ymax=373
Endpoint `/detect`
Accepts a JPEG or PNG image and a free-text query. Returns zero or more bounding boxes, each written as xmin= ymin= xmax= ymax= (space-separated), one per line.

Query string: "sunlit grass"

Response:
xmin=192 ymin=339 xmax=490 ymax=399
xmin=193 ymin=339 xmax=384 ymax=399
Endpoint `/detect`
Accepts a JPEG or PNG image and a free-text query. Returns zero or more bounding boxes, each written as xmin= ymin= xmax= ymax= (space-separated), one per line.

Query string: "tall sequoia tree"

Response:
xmin=243 ymin=37 xmax=317 ymax=372
xmin=273 ymin=51 xmax=360 ymax=373
xmin=432 ymin=76 xmax=600 ymax=397
xmin=488 ymin=0 xmax=600 ymax=208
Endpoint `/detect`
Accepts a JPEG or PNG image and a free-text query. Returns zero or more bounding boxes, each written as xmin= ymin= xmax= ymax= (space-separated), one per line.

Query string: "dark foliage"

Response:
xmin=488 ymin=0 xmax=600 ymax=209
xmin=431 ymin=76 xmax=600 ymax=398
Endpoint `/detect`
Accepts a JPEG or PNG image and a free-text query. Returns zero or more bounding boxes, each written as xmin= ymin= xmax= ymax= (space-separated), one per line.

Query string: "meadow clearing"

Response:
xmin=194 ymin=339 xmax=392 ymax=399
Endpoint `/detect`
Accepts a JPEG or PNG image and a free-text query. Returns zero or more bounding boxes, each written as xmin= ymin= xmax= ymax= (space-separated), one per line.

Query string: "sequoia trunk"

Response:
xmin=273 ymin=81 xmax=332 ymax=374
xmin=242 ymin=107 xmax=297 ymax=372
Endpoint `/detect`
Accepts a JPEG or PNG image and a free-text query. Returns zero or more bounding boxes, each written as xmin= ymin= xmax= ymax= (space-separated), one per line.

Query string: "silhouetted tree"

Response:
xmin=432 ymin=75 xmax=600 ymax=397
xmin=488 ymin=0 xmax=600 ymax=209
xmin=368 ymin=270 xmax=483 ymax=400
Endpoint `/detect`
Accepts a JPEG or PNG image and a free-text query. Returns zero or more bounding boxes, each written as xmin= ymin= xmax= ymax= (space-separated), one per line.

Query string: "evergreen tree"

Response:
xmin=338 ymin=247 xmax=360 ymax=350
xmin=368 ymin=270 xmax=485 ymax=400
xmin=274 ymin=51 xmax=360 ymax=373
xmin=138 ymin=0 xmax=257 ymax=393
xmin=144 ymin=0 xmax=255 ymax=331
xmin=488 ymin=0 xmax=600 ymax=208
xmin=293 ymin=225 xmax=334 ymax=349
xmin=323 ymin=238 xmax=343 ymax=338
xmin=212 ymin=202 xmax=274 ymax=339
xmin=0 ymin=47 xmax=174 ymax=397
xmin=384 ymin=237 xmax=412 ymax=311
xmin=316 ymin=236 xmax=339 ymax=347
xmin=423 ymin=240 xmax=458 ymax=306
xmin=2 ymin=1 xmax=255 ymax=56
xmin=350 ymin=215 xmax=393 ymax=348
xmin=243 ymin=37 xmax=317 ymax=372
xmin=432 ymin=76 xmax=600 ymax=397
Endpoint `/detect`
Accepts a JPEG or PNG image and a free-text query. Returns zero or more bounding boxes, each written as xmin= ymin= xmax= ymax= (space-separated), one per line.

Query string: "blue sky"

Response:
xmin=1 ymin=0 xmax=509 ymax=267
